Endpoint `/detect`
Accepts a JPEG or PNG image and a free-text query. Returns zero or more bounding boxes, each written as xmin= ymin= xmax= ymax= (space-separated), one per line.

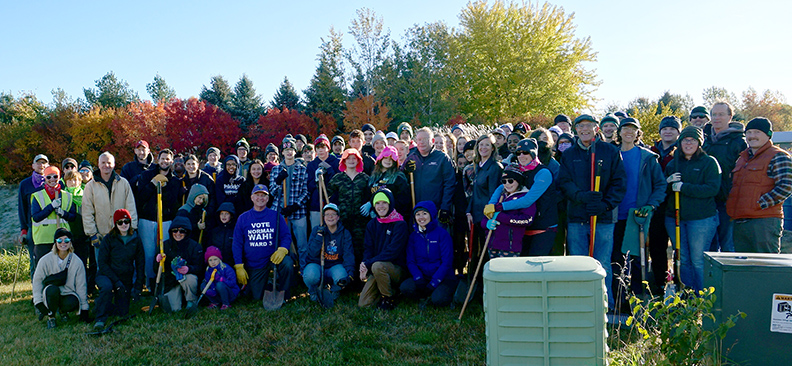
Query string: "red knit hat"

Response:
xmin=205 ymin=246 xmax=222 ymax=262
xmin=113 ymin=209 xmax=131 ymax=223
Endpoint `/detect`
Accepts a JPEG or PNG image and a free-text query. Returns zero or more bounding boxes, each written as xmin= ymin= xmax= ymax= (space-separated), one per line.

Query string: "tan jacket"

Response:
xmin=82 ymin=172 xmax=138 ymax=237
xmin=32 ymin=251 xmax=89 ymax=312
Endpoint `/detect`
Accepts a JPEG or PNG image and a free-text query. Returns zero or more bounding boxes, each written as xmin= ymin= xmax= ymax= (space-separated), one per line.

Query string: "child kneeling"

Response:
xmin=202 ymin=246 xmax=239 ymax=310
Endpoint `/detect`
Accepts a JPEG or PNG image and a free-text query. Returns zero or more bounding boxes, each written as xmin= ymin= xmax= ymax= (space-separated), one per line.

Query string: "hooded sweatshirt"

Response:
xmin=362 ymin=189 xmax=409 ymax=272
xmin=215 ymin=155 xmax=246 ymax=214
xmin=210 ymin=202 xmax=236 ymax=264
xmin=406 ymin=201 xmax=455 ymax=288
xmin=306 ymin=220 xmax=355 ymax=276
xmin=177 ymin=184 xmax=210 ymax=243
xmin=155 ymin=216 xmax=204 ymax=292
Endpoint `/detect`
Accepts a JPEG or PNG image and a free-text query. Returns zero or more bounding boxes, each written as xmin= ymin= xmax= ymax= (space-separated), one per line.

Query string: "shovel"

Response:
xmin=458 ymin=195 xmax=504 ymax=320
xmin=263 ymin=197 xmax=285 ymax=311
xmin=184 ymin=269 xmax=217 ymax=319
xmin=148 ymin=182 xmax=166 ymax=315
xmin=314 ymin=178 xmax=334 ymax=309
xmin=633 ymin=211 xmax=650 ymax=282
xmin=665 ymin=190 xmax=683 ymax=300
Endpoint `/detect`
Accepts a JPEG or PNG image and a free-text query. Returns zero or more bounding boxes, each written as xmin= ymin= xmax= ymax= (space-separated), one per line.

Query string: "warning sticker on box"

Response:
xmin=771 ymin=294 xmax=792 ymax=334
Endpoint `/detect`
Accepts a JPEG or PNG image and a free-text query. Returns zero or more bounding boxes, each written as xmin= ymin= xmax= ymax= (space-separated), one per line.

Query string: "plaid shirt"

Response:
xmin=269 ymin=162 xmax=308 ymax=220
xmin=757 ymin=150 xmax=792 ymax=209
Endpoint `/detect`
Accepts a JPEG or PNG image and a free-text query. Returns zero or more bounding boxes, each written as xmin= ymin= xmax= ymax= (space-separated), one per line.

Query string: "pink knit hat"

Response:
xmin=375 ymin=145 xmax=399 ymax=165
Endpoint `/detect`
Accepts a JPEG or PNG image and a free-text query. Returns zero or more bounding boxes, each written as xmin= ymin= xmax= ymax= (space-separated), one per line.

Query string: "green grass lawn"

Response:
xmin=0 ymin=281 xmax=486 ymax=365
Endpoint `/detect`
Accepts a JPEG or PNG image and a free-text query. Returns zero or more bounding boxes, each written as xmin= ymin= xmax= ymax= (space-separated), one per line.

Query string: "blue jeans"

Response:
xmin=303 ymin=263 xmax=348 ymax=293
xmin=288 ymin=217 xmax=308 ymax=271
xmin=139 ymin=219 xmax=171 ymax=281
xmin=204 ymin=281 xmax=236 ymax=305
xmin=665 ymin=215 xmax=718 ymax=292
xmin=709 ymin=201 xmax=734 ymax=252
xmin=567 ymin=222 xmax=615 ymax=309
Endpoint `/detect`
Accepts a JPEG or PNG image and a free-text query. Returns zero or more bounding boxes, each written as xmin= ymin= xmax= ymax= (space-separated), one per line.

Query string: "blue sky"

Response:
xmin=3 ymin=0 xmax=790 ymax=113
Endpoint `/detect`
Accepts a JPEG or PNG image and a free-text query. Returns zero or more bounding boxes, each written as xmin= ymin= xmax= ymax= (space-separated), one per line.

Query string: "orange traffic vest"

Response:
xmin=726 ymin=141 xmax=788 ymax=219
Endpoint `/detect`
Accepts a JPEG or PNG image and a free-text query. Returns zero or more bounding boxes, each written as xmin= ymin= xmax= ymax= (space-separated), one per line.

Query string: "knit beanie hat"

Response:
xmin=614 ymin=111 xmax=629 ymax=120
xmin=282 ymin=137 xmax=297 ymax=151
xmin=397 ymin=122 xmax=413 ymax=138
xmin=361 ymin=124 xmax=375 ymax=133
xmin=513 ymin=122 xmax=530 ymax=135
xmin=236 ymin=138 xmax=250 ymax=151
xmin=745 ymin=117 xmax=773 ymax=137
xmin=573 ymin=114 xmax=598 ymax=125
xmin=205 ymin=246 xmax=222 ymax=262
xmin=554 ymin=114 xmax=571 ymax=125
xmin=690 ymin=106 xmax=710 ymax=119
xmin=79 ymin=159 xmax=92 ymax=170
xmin=206 ymin=147 xmax=221 ymax=158
xmin=659 ymin=116 xmax=682 ymax=132
xmin=113 ymin=209 xmax=131 ymax=223
xmin=548 ymin=125 xmax=563 ymax=136
xmin=295 ymin=134 xmax=308 ymax=145
xmin=265 ymin=143 xmax=279 ymax=156
xmin=463 ymin=140 xmax=476 ymax=152
xmin=516 ymin=138 xmax=538 ymax=158
xmin=43 ymin=166 xmax=61 ymax=178
xmin=314 ymin=134 xmax=330 ymax=148
xmin=61 ymin=158 xmax=78 ymax=171
xmin=371 ymin=131 xmax=387 ymax=146
xmin=331 ymin=135 xmax=345 ymax=146
xmin=501 ymin=164 xmax=525 ymax=186
xmin=600 ymin=114 xmax=619 ymax=127
xmin=372 ymin=191 xmax=390 ymax=205
xmin=678 ymin=126 xmax=704 ymax=146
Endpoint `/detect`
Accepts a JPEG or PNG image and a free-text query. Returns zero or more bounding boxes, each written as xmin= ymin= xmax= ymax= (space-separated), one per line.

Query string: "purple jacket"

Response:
xmin=204 ymin=262 xmax=239 ymax=299
xmin=482 ymin=188 xmax=536 ymax=253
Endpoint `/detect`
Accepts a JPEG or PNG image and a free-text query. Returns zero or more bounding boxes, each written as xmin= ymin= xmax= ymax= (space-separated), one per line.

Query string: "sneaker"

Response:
xmin=220 ymin=304 xmax=230 ymax=311
xmin=207 ymin=303 xmax=219 ymax=309
xmin=47 ymin=318 xmax=57 ymax=329
xmin=94 ymin=321 xmax=105 ymax=329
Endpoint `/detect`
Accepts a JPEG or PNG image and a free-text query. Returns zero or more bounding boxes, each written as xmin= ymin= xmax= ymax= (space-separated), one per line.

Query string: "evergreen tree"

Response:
xmin=231 ymin=74 xmax=264 ymax=132
xmin=146 ymin=74 xmax=177 ymax=104
xmin=304 ymin=28 xmax=348 ymax=127
xmin=83 ymin=71 xmax=140 ymax=109
xmin=199 ymin=75 xmax=234 ymax=111
xmin=271 ymin=76 xmax=302 ymax=111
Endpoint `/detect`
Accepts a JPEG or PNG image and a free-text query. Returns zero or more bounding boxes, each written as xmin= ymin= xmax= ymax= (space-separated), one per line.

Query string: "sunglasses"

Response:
xmin=501 ymin=178 xmax=516 ymax=184
xmin=516 ymin=151 xmax=532 ymax=156
xmin=79 ymin=169 xmax=91 ymax=173
xmin=171 ymin=228 xmax=187 ymax=234
xmin=690 ymin=115 xmax=708 ymax=120
xmin=45 ymin=175 xmax=59 ymax=179
xmin=116 ymin=219 xmax=131 ymax=225
xmin=64 ymin=164 xmax=75 ymax=169
xmin=56 ymin=238 xmax=72 ymax=244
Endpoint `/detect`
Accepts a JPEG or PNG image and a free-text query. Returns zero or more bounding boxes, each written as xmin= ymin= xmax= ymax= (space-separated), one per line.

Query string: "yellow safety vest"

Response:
xmin=31 ymin=190 xmax=73 ymax=244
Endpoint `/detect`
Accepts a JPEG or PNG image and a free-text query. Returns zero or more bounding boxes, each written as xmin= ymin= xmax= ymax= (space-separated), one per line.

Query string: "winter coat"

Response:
xmin=306 ymin=155 xmax=340 ymax=212
xmin=490 ymin=164 xmax=560 ymax=230
xmin=232 ymin=207 xmax=290 ymax=270
xmin=137 ymin=165 xmax=181 ymax=222
xmin=702 ymin=122 xmax=747 ymax=202
xmin=156 ymin=216 xmax=204 ymax=292
xmin=664 ymin=149 xmax=721 ymax=221
xmin=468 ymin=156 xmax=503 ymax=223
xmin=326 ymin=171 xmax=371 ymax=223
xmin=32 ymin=251 xmax=88 ymax=313
xmin=406 ymin=148 xmax=457 ymax=212
xmin=18 ymin=175 xmax=42 ymax=233
xmin=209 ymin=202 xmax=236 ymax=264
xmin=558 ymin=138 xmax=627 ymax=224
xmin=406 ymin=201 xmax=455 ymax=287
xmin=120 ymin=153 xmax=154 ymax=198
xmin=202 ymin=163 xmax=223 ymax=180
xmin=204 ymin=262 xmax=239 ymax=299
xmin=215 ymin=155 xmax=246 ymax=215
xmin=179 ymin=170 xmax=216 ymax=215
xmin=362 ymin=189 xmax=409 ymax=272
xmin=97 ymin=232 xmax=145 ymax=292
xmin=82 ymin=172 xmax=138 ymax=236
xmin=483 ymin=188 xmax=537 ymax=253
xmin=306 ymin=222 xmax=355 ymax=277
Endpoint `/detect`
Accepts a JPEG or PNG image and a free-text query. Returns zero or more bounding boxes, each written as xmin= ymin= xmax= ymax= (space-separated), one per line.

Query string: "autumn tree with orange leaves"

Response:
xmin=342 ymin=94 xmax=391 ymax=132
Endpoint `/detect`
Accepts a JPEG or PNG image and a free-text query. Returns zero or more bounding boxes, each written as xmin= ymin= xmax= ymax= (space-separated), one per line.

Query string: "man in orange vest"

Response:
xmin=727 ymin=117 xmax=792 ymax=253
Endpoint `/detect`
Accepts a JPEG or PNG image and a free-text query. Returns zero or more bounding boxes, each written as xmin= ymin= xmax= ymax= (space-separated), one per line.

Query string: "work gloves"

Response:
xmin=486 ymin=212 xmax=501 ymax=230
xmin=337 ymin=276 xmax=353 ymax=289
xmin=636 ymin=205 xmax=653 ymax=217
xmin=197 ymin=220 xmax=206 ymax=231
xmin=359 ymin=202 xmax=372 ymax=217
xmin=586 ymin=201 xmax=608 ymax=216
xmin=666 ymin=173 xmax=681 ymax=184
xmin=51 ymin=198 xmax=61 ymax=209
xmin=234 ymin=264 xmax=248 ymax=285
xmin=314 ymin=167 xmax=325 ymax=182
xmin=404 ymin=160 xmax=416 ymax=173
xmin=672 ymin=182 xmax=683 ymax=192
xmin=483 ymin=203 xmax=504 ymax=219
xmin=282 ymin=204 xmax=300 ymax=216
xmin=316 ymin=226 xmax=326 ymax=236
xmin=114 ymin=281 xmax=126 ymax=293
xmin=275 ymin=170 xmax=289 ymax=185
xmin=151 ymin=174 xmax=168 ymax=187
xmin=270 ymin=247 xmax=288 ymax=265
xmin=576 ymin=191 xmax=602 ymax=204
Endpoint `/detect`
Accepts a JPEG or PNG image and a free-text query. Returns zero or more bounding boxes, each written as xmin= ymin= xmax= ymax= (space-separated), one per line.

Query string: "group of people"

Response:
xmin=18 ymin=104 xmax=792 ymax=329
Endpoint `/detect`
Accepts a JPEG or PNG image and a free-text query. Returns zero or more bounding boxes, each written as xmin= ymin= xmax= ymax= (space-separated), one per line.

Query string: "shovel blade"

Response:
xmin=453 ymin=276 xmax=477 ymax=305
xmin=147 ymin=296 xmax=158 ymax=315
xmin=316 ymin=288 xmax=334 ymax=309
xmin=263 ymin=290 xmax=285 ymax=311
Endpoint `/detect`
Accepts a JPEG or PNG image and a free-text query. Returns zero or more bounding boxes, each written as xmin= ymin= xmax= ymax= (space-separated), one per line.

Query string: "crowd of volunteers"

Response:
xmin=18 ymin=102 xmax=792 ymax=329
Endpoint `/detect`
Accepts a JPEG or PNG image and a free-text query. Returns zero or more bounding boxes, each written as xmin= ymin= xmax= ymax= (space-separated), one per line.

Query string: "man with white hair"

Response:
xmin=405 ymin=128 xmax=456 ymax=226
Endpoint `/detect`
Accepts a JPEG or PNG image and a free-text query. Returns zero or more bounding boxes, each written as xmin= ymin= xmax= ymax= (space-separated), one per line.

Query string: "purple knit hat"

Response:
xmin=205 ymin=246 xmax=222 ymax=262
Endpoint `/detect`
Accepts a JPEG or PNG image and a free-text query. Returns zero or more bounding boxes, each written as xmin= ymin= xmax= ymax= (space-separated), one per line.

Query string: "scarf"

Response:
xmin=44 ymin=183 xmax=62 ymax=200
xmin=377 ymin=209 xmax=404 ymax=224
xmin=519 ymin=157 xmax=541 ymax=172
xmin=32 ymin=172 xmax=45 ymax=189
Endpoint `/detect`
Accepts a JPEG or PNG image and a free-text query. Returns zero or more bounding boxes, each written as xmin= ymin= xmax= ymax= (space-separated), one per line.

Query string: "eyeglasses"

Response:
xmin=45 ymin=175 xmax=59 ymax=180
xmin=116 ymin=219 xmax=131 ymax=225
xmin=171 ymin=228 xmax=187 ymax=234
xmin=56 ymin=238 xmax=72 ymax=244
xmin=501 ymin=178 xmax=516 ymax=184
xmin=517 ymin=151 xmax=532 ymax=156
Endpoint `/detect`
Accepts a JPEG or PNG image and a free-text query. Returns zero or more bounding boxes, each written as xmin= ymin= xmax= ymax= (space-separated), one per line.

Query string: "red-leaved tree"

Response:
xmin=164 ymin=98 xmax=241 ymax=156
xmin=249 ymin=108 xmax=316 ymax=148
xmin=108 ymin=101 xmax=168 ymax=163
xmin=313 ymin=111 xmax=338 ymax=138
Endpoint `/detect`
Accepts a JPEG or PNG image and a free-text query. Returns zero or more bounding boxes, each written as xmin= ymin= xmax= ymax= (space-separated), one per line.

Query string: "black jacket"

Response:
xmin=97 ymin=232 xmax=145 ymax=292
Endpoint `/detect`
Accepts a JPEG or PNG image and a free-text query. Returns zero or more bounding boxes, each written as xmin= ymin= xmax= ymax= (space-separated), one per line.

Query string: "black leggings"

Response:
xmin=44 ymin=285 xmax=79 ymax=315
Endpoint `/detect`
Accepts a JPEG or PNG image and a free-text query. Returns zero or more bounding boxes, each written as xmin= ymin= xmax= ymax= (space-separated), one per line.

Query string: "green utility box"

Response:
xmin=704 ymin=252 xmax=792 ymax=365
xmin=483 ymin=256 xmax=607 ymax=366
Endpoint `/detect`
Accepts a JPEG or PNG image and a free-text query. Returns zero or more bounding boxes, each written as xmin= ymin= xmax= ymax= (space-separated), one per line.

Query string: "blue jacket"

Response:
xmin=18 ymin=175 xmax=42 ymax=233
xmin=407 ymin=201 xmax=455 ymax=287
xmin=558 ymin=138 xmax=627 ymax=224
xmin=306 ymin=221 xmax=355 ymax=277
xmin=406 ymin=148 xmax=457 ymax=212
xmin=624 ymin=146 xmax=667 ymax=211
xmin=204 ymin=262 xmax=239 ymax=299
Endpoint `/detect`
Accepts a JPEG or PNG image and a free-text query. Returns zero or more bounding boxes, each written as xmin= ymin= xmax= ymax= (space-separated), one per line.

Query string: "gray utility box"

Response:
xmin=483 ymin=256 xmax=607 ymax=366
xmin=704 ymin=252 xmax=792 ymax=365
